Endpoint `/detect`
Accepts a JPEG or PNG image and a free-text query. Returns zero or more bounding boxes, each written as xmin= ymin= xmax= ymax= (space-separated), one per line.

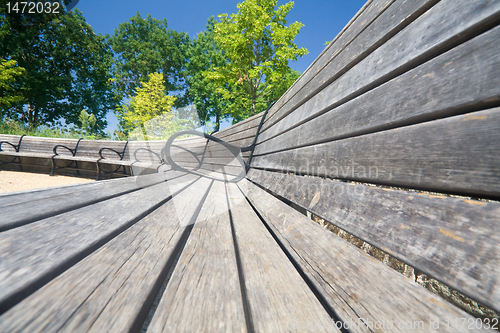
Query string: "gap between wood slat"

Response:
xmin=137 ymin=180 xmax=214 ymax=333
xmin=0 ymin=172 xmax=186 ymax=232
xmin=262 ymin=0 xmax=399 ymax=132
xmin=263 ymin=0 xmax=387 ymax=128
xmin=236 ymin=183 xmax=350 ymax=333
xmin=253 ymin=98 xmax=500 ymax=158
xmin=0 ymin=175 xmax=201 ymax=315
xmin=260 ymin=4 xmax=500 ymax=145
xmin=244 ymin=177 xmax=500 ymax=321
xmin=225 ymin=181 xmax=255 ymax=333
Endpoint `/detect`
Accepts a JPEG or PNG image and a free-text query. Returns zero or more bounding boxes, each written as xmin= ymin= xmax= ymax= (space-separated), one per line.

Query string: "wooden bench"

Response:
xmin=0 ymin=0 xmax=499 ymax=331
xmin=0 ymin=136 xmax=173 ymax=180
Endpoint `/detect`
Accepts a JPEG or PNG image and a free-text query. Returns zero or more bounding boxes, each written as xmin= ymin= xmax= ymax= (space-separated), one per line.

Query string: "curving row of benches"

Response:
xmin=0 ymin=135 xmax=180 ymax=179
xmin=0 ymin=115 xmax=264 ymax=181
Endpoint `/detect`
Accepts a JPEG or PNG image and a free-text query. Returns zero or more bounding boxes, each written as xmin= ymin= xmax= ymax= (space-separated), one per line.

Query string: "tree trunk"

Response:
xmin=215 ymin=112 xmax=220 ymax=132
xmin=28 ymin=103 xmax=38 ymax=131
xmin=141 ymin=123 xmax=148 ymax=140
xmin=251 ymin=83 xmax=256 ymax=116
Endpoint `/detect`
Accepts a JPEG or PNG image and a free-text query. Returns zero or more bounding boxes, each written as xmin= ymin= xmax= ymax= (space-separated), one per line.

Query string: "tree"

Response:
xmin=78 ymin=109 xmax=97 ymax=136
xmin=205 ymin=0 xmax=307 ymax=119
xmin=0 ymin=6 xmax=117 ymax=132
xmin=117 ymin=72 xmax=183 ymax=140
xmin=108 ymin=13 xmax=190 ymax=107
xmin=184 ymin=17 xmax=229 ymax=132
xmin=0 ymin=58 xmax=25 ymax=119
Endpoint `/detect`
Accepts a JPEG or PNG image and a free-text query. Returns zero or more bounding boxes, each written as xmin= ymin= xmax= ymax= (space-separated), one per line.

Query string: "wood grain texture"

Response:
xmin=0 ymin=172 xmax=182 ymax=231
xmin=226 ymin=182 xmax=339 ymax=332
xmin=259 ymin=0 xmax=500 ymax=142
xmin=264 ymin=0 xmax=438 ymax=135
xmin=175 ymin=162 xmax=244 ymax=177
xmin=254 ymin=23 xmax=500 ymax=156
xmin=263 ymin=0 xmax=391 ymax=127
xmin=253 ymin=108 xmax=500 ymax=198
xmin=0 ymin=177 xmax=213 ymax=333
xmin=214 ymin=112 xmax=263 ymax=139
xmin=214 ymin=125 xmax=259 ymax=143
xmin=147 ymin=180 xmax=246 ymax=333
xmin=240 ymin=178 xmax=487 ymax=332
xmin=0 ymin=134 xmax=23 ymax=152
xmin=246 ymin=169 xmax=500 ymax=312
xmin=0 ymin=173 xmax=199 ymax=314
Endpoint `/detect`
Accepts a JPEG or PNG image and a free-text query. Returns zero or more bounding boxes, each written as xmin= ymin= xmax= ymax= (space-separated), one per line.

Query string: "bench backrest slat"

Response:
xmin=263 ymin=0 xmax=396 ymax=129
xmin=247 ymin=0 xmax=500 ymax=313
xmin=252 ymin=0 xmax=500 ymax=197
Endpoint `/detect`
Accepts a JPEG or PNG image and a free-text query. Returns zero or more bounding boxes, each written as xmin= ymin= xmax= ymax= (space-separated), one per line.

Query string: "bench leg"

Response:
xmin=50 ymin=157 xmax=56 ymax=176
xmin=96 ymin=161 xmax=101 ymax=181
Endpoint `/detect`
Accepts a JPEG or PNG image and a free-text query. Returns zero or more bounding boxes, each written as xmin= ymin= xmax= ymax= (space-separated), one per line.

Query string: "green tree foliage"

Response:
xmin=108 ymin=13 xmax=189 ymax=106
xmin=0 ymin=58 xmax=25 ymax=116
xmin=117 ymin=72 xmax=189 ymax=140
xmin=184 ymin=17 xmax=229 ymax=132
xmin=0 ymin=6 xmax=117 ymax=132
xmin=205 ymin=0 xmax=307 ymax=119
xmin=78 ymin=109 xmax=97 ymax=135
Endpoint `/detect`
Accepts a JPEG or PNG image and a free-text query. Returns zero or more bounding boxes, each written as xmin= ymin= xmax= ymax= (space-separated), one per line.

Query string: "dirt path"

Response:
xmin=0 ymin=170 xmax=94 ymax=193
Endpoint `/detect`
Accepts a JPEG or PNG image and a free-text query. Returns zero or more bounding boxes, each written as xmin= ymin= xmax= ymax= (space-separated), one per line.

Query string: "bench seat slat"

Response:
xmin=175 ymin=162 xmax=243 ymax=176
xmin=246 ymin=169 xmax=500 ymax=312
xmin=0 ymin=175 xmax=213 ymax=332
xmin=255 ymin=23 xmax=500 ymax=156
xmin=147 ymin=180 xmax=247 ymax=332
xmin=0 ymin=152 xmax=53 ymax=159
xmin=225 ymin=182 xmax=338 ymax=332
xmin=0 ymin=174 xmax=199 ymax=314
xmin=259 ymin=0 xmax=500 ymax=142
xmin=0 ymin=171 xmax=180 ymax=232
xmin=253 ymin=108 xmax=500 ymax=198
xmin=240 ymin=179 xmax=483 ymax=332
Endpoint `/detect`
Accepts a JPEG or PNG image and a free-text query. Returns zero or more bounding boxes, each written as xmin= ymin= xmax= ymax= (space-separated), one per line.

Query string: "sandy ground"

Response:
xmin=0 ymin=170 xmax=94 ymax=193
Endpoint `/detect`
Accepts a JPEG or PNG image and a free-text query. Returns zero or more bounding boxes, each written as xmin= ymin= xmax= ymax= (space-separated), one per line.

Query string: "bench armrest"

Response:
xmin=0 ymin=141 xmax=19 ymax=152
xmin=164 ymin=130 xmax=247 ymax=183
xmin=52 ymin=138 xmax=82 ymax=156
xmin=0 ymin=135 xmax=25 ymax=152
xmin=98 ymin=147 xmax=123 ymax=160
xmin=99 ymin=141 xmax=129 ymax=160
xmin=133 ymin=148 xmax=164 ymax=164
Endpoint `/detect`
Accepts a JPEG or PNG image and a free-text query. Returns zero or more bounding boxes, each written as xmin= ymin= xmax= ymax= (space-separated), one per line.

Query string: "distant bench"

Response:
xmin=0 ymin=135 xmax=176 ymax=179
xmin=0 ymin=0 xmax=499 ymax=331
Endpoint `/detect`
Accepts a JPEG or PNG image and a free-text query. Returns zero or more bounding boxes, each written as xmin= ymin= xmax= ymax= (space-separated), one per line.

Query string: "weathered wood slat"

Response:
xmin=253 ymin=108 xmax=500 ymax=198
xmin=0 ymin=172 xmax=183 ymax=232
xmin=0 ymin=176 xmax=213 ymax=332
xmin=213 ymin=112 xmax=263 ymax=139
xmin=175 ymin=162 xmax=243 ymax=175
xmin=264 ymin=0 xmax=391 ymax=126
xmin=225 ymin=182 xmax=339 ymax=332
xmin=147 ymin=180 xmax=246 ymax=332
xmin=179 ymin=168 xmax=242 ymax=182
xmin=246 ymin=169 xmax=500 ymax=312
xmin=214 ymin=129 xmax=258 ymax=147
xmin=263 ymin=0 xmax=437 ymax=134
xmin=214 ymin=124 xmax=259 ymax=142
xmin=0 ymin=173 xmax=200 ymax=314
xmin=1 ymin=151 xmax=53 ymax=159
xmin=240 ymin=178 xmax=486 ymax=332
xmin=254 ymin=23 xmax=500 ymax=156
xmin=259 ymin=0 xmax=500 ymax=142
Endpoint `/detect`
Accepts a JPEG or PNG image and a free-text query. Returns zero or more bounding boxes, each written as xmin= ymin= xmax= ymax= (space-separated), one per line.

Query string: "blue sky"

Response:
xmin=74 ymin=0 xmax=366 ymax=132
